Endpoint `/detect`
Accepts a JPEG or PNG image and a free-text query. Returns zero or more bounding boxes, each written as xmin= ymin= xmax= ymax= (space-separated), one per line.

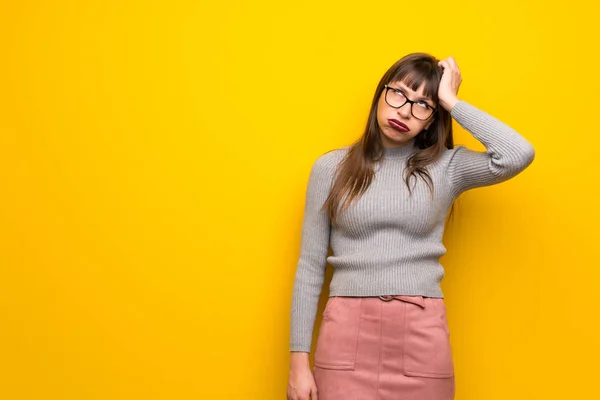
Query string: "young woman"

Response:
xmin=286 ymin=53 xmax=535 ymax=400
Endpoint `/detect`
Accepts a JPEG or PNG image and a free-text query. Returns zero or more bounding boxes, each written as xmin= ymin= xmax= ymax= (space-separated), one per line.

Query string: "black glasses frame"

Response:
xmin=383 ymin=84 xmax=437 ymax=121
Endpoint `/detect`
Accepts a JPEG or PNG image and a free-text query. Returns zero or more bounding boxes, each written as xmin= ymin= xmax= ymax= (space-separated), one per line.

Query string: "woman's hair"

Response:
xmin=323 ymin=52 xmax=456 ymax=226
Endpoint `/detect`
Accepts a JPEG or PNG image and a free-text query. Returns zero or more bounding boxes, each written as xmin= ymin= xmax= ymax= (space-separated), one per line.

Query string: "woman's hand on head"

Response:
xmin=287 ymin=352 xmax=318 ymax=400
xmin=437 ymin=56 xmax=462 ymax=112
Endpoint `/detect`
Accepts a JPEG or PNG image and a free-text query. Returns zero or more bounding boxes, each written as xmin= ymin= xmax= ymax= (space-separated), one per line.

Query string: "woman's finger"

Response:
xmin=440 ymin=59 xmax=455 ymax=75
xmin=447 ymin=57 xmax=461 ymax=75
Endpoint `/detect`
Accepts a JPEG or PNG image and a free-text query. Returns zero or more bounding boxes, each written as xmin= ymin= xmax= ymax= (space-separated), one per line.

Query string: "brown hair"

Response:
xmin=323 ymin=52 xmax=456 ymax=226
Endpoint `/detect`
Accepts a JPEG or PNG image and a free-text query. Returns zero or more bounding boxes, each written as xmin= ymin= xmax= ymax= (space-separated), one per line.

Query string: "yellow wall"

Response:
xmin=0 ymin=1 xmax=598 ymax=399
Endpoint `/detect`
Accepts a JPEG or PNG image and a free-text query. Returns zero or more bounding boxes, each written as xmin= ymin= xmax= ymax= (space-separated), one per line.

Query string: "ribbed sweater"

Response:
xmin=289 ymin=100 xmax=536 ymax=352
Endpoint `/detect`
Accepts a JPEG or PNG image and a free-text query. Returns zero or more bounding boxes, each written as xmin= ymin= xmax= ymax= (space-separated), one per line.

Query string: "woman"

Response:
xmin=286 ymin=53 xmax=535 ymax=400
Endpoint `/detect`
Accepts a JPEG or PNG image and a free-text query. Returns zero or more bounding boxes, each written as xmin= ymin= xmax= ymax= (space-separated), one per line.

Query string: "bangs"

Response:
xmin=390 ymin=65 xmax=440 ymax=102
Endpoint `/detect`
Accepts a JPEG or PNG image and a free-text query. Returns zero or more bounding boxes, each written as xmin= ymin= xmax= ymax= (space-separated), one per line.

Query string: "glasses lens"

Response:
xmin=386 ymin=88 xmax=406 ymax=108
xmin=412 ymin=102 xmax=433 ymax=120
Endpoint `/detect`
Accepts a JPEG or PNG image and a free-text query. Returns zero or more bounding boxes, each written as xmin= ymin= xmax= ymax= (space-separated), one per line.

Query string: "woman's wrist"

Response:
xmin=290 ymin=351 xmax=310 ymax=370
xmin=440 ymin=96 xmax=460 ymax=113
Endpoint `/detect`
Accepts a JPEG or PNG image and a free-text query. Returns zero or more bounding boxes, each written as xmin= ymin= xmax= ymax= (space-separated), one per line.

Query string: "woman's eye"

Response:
xmin=417 ymin=101 xmax=429 ymax=108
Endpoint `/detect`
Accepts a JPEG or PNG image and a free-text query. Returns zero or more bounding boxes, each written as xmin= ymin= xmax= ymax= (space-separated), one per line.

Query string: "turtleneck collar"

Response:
xmin=382 ymin=139 xmax=416 ymax=160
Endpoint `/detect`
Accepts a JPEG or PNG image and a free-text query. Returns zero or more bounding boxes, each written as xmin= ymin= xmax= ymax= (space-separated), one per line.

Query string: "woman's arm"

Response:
xmin=446 ymin=100 xmax=536 ymax=196
xmin=290 ymin=151 xmax=337 ymax=353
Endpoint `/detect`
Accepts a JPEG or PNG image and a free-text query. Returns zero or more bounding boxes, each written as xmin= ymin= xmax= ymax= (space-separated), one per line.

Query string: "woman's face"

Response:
xmin=376 ymin=79 xmax=436 ymax=148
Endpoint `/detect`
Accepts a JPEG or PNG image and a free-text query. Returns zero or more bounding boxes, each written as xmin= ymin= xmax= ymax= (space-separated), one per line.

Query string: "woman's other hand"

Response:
xmin=287 ymin=352 xmax=318 ymax=400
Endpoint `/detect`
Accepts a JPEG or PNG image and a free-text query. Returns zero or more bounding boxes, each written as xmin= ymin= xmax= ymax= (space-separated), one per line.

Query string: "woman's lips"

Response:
xmin=388 ymin=119 xmax=409 ymax=132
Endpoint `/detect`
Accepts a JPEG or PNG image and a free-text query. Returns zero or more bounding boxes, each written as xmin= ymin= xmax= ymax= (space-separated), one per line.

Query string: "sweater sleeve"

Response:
xmin=289 ymin=152 xmax=337 ymax=353
xmin=446 ymin=100 xmax=536 ymax=196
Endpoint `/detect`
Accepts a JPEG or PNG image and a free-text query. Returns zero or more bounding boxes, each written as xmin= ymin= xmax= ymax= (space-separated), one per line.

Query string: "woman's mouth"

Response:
xmin=388 ymin=119 xmax=409 ymax=132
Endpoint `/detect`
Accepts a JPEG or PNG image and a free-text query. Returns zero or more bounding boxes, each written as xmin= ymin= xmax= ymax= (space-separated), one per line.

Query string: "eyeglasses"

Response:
xmin=383 ymin=84 xmax=437 ymax=121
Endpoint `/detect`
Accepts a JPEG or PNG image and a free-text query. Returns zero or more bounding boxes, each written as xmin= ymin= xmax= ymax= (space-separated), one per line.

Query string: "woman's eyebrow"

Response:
xmin=396 ymin=83 xmax=432 ymax=102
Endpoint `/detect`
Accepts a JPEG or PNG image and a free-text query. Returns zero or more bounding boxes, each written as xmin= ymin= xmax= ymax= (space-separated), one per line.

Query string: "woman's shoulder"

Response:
xmin=437 ymin=145 xmax=469 ymax=163
xmin=312 ymin=145 xmax=350 ymax=171
xmin=304 ymin=146 xmax=349 ymax=182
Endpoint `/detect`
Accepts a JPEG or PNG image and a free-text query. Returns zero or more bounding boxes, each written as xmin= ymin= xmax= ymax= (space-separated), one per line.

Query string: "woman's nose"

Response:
xmin=398 ymin=102 xmax=412 ymax=119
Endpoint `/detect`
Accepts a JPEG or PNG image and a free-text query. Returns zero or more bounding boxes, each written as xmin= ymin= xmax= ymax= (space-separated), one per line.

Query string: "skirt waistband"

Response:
xmin=377 ymin=295 xmax=426 ymax=308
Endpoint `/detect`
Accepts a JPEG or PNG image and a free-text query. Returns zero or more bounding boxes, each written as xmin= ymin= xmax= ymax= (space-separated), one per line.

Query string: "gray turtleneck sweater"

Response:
xmin=289 ymin=100 xmax=536 ymax=352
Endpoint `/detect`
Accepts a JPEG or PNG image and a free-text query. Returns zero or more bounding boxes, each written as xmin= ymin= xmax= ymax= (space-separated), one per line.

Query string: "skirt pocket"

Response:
xmin=314 ymin=296 xmax=362 ymax=371
xmin=402 ymin=299 xmax=454 ymax=378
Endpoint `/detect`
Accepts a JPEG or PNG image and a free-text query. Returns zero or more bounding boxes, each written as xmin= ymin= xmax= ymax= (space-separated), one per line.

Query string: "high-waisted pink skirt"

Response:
xmin=313 ymin=295 xmax=455 ymax=400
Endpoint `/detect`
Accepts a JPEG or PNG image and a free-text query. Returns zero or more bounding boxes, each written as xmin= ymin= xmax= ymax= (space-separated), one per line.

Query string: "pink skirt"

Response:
xmin=313 ymin=295 xmax=455 ymax=400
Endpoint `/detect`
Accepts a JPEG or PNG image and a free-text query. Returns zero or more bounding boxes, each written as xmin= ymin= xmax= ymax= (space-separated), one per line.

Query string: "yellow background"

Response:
xmin=0 ymin=1 xmax=598 ymax=399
